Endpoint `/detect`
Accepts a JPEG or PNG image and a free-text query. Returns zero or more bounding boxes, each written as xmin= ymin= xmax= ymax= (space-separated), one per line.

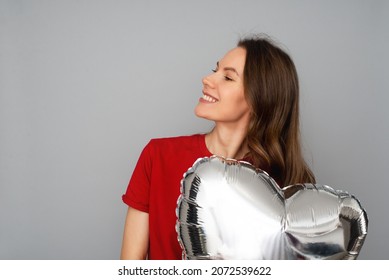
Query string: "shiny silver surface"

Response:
xmin=176 ymin=156 xmax=368 ymax=260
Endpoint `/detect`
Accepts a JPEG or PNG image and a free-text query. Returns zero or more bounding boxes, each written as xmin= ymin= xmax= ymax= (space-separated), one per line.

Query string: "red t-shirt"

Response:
xmin=122 ymin=134 xmax=212 ymax=260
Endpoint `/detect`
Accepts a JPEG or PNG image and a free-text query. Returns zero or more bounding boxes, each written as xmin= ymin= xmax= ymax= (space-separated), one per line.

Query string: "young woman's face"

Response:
xmin=195 ymin=47 xmax=251 ymax=126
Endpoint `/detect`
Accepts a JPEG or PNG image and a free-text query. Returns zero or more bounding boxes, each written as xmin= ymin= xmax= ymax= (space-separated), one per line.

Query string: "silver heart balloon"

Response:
xmin=176 ymin=156 xmax=368 ymax=260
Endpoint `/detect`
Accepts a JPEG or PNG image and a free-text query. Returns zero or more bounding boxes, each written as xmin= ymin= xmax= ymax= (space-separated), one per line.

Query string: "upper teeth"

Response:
xmin=202 ymin=94 xmax=217 ymax=103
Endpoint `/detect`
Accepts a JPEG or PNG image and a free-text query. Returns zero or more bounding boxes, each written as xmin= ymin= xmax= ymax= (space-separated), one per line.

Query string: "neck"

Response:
xmin=205 ymin=122 xmax=249 ymax=159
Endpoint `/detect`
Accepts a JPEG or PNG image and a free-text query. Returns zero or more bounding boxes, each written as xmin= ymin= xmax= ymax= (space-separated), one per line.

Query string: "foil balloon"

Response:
xmin=176 ymin=156 xmax=368 ymax=260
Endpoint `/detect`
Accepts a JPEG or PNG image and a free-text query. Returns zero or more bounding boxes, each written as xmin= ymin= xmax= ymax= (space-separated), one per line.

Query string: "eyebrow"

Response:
xmin=217 ymin=61 xmax=240 ymax=77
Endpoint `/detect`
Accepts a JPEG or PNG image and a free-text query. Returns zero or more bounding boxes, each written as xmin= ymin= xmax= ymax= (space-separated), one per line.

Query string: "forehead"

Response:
xmin=219 ymin=47 xmax=246 ymax=73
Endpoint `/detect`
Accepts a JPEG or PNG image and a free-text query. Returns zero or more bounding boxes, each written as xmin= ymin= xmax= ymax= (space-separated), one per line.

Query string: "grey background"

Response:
xmin=0 ymin=0 xmax=388 ymax=260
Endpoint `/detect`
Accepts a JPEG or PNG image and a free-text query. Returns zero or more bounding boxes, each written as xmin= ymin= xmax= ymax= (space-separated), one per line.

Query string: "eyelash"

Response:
xmin=211 ymin=69 xmax=233 ymax=81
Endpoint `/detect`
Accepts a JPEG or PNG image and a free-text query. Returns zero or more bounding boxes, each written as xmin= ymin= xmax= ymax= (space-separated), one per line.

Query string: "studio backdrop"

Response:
xmin=0 ymin=0 xmax=388 ymax=259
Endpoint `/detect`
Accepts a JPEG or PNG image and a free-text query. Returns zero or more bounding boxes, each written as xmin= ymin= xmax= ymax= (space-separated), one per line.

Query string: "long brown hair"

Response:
xmin=238 ymin=35 xmax=315 ymax=187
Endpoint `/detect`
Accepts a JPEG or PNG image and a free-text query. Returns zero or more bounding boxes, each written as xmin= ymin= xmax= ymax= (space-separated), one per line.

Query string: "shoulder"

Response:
xmin=144 ymin=134 xmax=208 ymax=157
xmin=148 ymin=134 xmax=203 ymax=148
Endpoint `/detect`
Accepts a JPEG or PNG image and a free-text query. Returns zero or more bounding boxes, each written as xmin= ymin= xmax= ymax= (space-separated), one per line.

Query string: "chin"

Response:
xmin=194 ymin=105 xmax=217 ymax=122
xmin=194 ymin=106 xmax=203 ymax=117
xmin=194 ymin=108 xmax=208 ymax=119
xmin=195 ymin=113 xmax=212 ymax=122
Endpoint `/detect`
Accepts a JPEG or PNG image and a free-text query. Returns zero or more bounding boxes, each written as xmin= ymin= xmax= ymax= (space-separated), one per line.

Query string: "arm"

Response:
xmin=120 ymin=207 xmax=149 ymax=260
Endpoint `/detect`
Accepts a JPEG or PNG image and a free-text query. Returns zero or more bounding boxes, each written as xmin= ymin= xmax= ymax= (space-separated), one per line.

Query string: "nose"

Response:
xmin=202 ymin=73 xmax=215 ymax=89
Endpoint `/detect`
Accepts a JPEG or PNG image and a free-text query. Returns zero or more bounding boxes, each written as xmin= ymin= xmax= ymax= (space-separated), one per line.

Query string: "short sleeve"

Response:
xmin=122 ymin=141 xmax=153 ymax=212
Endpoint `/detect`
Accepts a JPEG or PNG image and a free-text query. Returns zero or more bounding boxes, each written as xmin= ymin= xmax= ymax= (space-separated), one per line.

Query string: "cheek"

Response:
xmin=234 ymin=89 xmax=249 ymax=108
xmin=235 ymin=91 xmax=251 ymax=115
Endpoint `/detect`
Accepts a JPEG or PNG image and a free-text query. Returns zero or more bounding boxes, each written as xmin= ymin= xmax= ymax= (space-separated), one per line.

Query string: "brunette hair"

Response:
xmin=238 ymin=35 xmax=315 ymax=187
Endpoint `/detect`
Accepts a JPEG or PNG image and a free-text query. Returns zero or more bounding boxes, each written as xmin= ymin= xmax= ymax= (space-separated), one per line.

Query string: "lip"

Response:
xmin=202 ymin=91 xmax=219 ymax=101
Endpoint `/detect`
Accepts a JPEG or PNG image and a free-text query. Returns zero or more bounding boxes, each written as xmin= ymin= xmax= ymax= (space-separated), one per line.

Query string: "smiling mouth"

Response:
xmin=201 ymin=94 xmax=218 ymax=103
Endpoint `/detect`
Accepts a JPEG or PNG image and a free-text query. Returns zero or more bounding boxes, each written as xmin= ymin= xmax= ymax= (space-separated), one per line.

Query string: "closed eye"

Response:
xmin=212 ymin=64 xmax=234 ymax=81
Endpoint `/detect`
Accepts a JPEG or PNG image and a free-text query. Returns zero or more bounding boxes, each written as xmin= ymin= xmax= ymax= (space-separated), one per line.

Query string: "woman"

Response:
xmin=120 ymin=35 xmax=315 ymax=260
